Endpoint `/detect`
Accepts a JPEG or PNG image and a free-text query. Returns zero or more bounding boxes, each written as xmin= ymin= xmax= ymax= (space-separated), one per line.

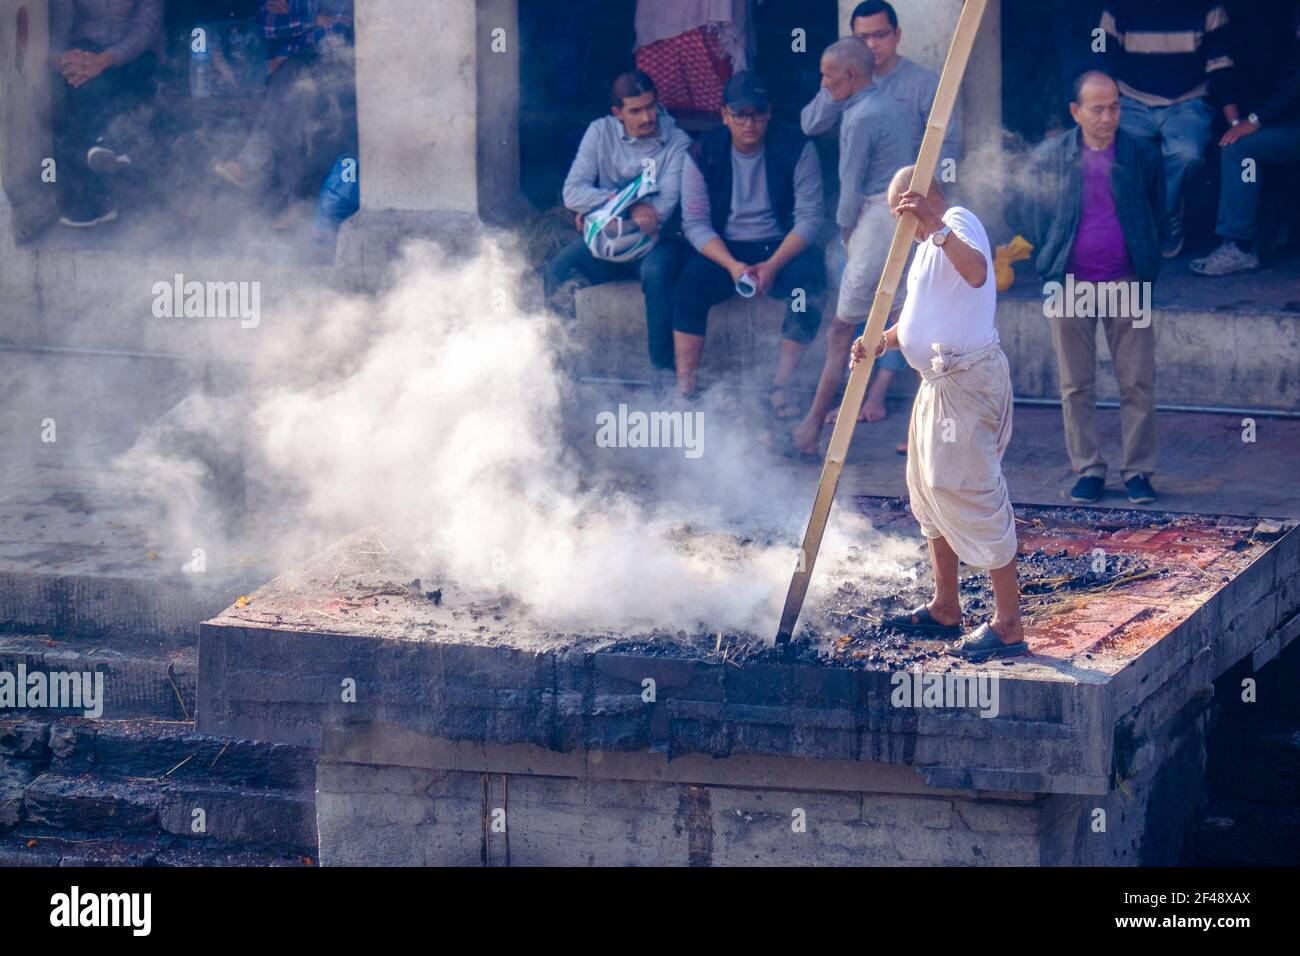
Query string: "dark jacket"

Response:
xmin=1008 ymin=127 xmax=1164 ymax=285
xmin=688 ymin=123 xmax=808 ymax=239
xmin=1255 ymin=7 xmax=1300 ymax=125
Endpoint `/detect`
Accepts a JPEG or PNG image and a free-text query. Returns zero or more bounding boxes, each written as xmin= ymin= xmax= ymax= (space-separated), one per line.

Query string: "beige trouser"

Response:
xmin=1048 ymin=311 xmax=1157 ymax=481
xmin=906 ymin=344 xmax=1018 ymax=571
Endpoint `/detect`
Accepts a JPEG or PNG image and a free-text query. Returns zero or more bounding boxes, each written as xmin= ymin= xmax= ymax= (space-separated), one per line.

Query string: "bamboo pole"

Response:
xmin=775 ymin=0 xmax=989 ymax=645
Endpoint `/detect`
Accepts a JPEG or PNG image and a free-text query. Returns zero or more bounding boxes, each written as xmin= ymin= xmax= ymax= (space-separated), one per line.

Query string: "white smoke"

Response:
xmin=114 ymin=236 xmax=918 ymax=637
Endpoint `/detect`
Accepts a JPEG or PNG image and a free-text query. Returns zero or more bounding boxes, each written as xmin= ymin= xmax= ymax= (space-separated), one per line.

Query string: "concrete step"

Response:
xmin=574 ymin=278 xmax=1300 ymax=412
xmin=16 ymin=770 xmax=315 ymax=851
xmin=46 ymin=718 xmax=316 ymax=790
xmin=0 ymin=831 xmax=312 ymax=867
xmin=2 ymin=714 xmax=319 ymax=863
xmin=1187 ymin=796 xmax=1300 ymax=866
xmin=0 ymin=632 xmax=195 ymax=721
xmin=3 ymin=716 xmax=315 ymax=790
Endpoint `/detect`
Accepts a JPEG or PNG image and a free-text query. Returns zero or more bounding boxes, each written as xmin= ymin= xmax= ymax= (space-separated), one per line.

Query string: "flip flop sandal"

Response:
xmin=881 ymin=604 xmax=962 ymax=637
xmin=770 ymin=430 xmax=822 ymax=463
xmin=949 ymin=623 xmax=1028 ymax=661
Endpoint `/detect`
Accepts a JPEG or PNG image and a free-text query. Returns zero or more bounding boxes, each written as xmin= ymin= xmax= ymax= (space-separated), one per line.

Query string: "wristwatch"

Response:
xmin=932 ymin=224 xmax=952 ymax=247
xmin=1248 ymin=112 xmax=1261 ymax=127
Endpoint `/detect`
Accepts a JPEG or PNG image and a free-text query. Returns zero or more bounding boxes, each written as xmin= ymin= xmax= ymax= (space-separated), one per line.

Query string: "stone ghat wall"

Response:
xmin=317 ymin=759 xmax=1047 ymax=866
xmin=198 ymin=630 xmax=1116 ymax=795
xmin=197 ymin=512 xmax=1300 ymax=866
xmin=310 ymin=707 xmax=1208 ymax=866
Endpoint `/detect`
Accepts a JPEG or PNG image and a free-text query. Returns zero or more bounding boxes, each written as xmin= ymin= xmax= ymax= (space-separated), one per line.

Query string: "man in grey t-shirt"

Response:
xmin=791 ymin=38 xmax=916 ymax=458
xmin=800 ymin=0 xmax=962 ymax=165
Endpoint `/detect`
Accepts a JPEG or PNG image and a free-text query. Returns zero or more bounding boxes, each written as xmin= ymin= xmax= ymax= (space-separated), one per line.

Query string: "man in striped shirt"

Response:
xmin=1099 ymin=1 xmax=1241 ymax=258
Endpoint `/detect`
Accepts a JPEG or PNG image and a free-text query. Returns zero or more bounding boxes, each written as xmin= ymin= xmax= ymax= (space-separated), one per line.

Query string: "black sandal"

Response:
xmin=766 ymin=384 xmax=803 ymax=421
xmin=881 ymin=604 xmax=962 ymax=636
xmin=949 ymin=623 xmax=1029 ymax=660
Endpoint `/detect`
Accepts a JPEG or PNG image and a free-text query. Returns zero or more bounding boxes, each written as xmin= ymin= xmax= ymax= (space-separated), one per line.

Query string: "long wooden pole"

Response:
xmin=775 ymin=0 xmax=989 ymax=645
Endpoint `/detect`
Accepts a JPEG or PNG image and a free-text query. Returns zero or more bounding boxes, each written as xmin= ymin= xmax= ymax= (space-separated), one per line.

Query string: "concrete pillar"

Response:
xmin=0 ymin=0 xmax=56 ymax=235
xmin=0 ymin=0 xmax=55 ymax=331
xmin=836 ymin=0 xmax=1004 ymax=233
xmin=337 ymin=0 xmax=522 ymax=282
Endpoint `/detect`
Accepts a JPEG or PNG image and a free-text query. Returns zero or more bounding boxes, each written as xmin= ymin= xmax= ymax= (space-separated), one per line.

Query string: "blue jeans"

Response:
xmin=1215 ymin=121 xmax=1300 ymax=241
xmin=51 ymin=47 xmax=160 ymax=216
xmin=1119 ymin=95 xmax=1213 ymax=220
xmin=829 ymin=237 xmax=907 ymax=373
xmin=544 ymin=236 xmax=688 ymax=370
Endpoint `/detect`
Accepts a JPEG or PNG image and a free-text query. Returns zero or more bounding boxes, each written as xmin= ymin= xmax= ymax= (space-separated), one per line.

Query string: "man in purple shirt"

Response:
xmin=1067 ymin=142 xmax=1133 ymax=282
xmin=1010 ymin=71 xmax=1164 ymax=505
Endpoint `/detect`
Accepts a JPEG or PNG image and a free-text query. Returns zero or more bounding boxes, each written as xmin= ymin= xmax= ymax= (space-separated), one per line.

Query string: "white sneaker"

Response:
xmin=1189 ymin=241 xmax=1260 ymax=276
xmin=86 ymin=144 xmax=132 ymax=174
xmin=58 ymin=208 xmax=118 ymax=228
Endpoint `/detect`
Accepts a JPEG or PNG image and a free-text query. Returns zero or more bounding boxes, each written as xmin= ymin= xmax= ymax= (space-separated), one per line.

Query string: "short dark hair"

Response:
xmin=611 ymin=70 xmax=657 ymax=109
xmin=851 ymin=1 xmax=899 ymax=30
xmin=1072 ymin=69 xmax=1117 ymax=104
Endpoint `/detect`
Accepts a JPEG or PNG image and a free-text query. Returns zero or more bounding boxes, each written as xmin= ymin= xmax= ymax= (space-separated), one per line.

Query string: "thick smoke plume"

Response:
xmin=113 ymin=237 xmax=918 ymax=637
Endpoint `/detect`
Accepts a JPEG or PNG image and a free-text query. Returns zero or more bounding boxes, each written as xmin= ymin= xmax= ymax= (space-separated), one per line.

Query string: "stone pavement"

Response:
xmin=833 ymin=399 xmax=1300 ymax=519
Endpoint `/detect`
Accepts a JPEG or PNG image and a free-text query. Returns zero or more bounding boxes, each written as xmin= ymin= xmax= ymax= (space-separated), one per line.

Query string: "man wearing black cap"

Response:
xmin=672 ymin=71 xmax=827 ymax=408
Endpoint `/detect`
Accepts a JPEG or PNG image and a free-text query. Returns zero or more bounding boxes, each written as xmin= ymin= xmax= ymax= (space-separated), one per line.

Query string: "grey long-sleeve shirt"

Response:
xmin=680 ymin=141 xmax=825 ymax=251
xmin=801 ymin=55 xmax=963 ymax=162
xmin=561 ymin=107 xmax=692 ymax=221
xmin=837 ymin=83 xmax=921 ymax=228
xmin=50 ymin=0 xmax=165 ymax=66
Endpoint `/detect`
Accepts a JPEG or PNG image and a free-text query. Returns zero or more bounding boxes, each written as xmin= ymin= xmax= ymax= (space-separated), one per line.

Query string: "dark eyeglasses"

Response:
xmin=726 ymin=109 xmax=769 ymax=125
xmin=857 ymin=27 xmax=897 ymax=42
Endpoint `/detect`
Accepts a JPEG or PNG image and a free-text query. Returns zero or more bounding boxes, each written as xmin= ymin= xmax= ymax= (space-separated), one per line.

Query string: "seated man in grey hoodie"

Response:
xmin=544 ymin=70 xmax=692 ymax=374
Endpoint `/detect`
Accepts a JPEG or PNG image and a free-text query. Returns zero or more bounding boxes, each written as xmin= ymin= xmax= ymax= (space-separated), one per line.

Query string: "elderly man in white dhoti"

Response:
xmin=851 ymin=166 xmax=1027 ymax=660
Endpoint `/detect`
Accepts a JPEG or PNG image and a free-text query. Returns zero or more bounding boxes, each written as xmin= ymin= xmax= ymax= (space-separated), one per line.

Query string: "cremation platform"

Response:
xmin=197 ymin=499 xmax=1300 ymax=866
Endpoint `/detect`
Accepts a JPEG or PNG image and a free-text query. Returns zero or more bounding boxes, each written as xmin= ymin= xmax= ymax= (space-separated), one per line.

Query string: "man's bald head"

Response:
xmin=887 ymin=166 xmax=945 ymax=206
xmin=887 ymin=166 xmax=948 ymax=242
xmin=1072 ymin=69 xmax=1118 ymax=105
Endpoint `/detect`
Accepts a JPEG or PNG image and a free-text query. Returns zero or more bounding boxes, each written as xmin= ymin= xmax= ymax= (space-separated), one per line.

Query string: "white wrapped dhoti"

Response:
xmin=905 ymin=344 xmax=1017 ymax=570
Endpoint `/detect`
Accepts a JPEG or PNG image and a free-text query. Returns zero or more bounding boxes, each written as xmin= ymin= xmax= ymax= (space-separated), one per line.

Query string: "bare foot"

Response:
xmin=860 ymin=394 xmax=887 ymax=422
xmin=823 ymin=396 xmax=887 ymax=426
xmin=791 ymin=415 xmax=821 ymax=455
